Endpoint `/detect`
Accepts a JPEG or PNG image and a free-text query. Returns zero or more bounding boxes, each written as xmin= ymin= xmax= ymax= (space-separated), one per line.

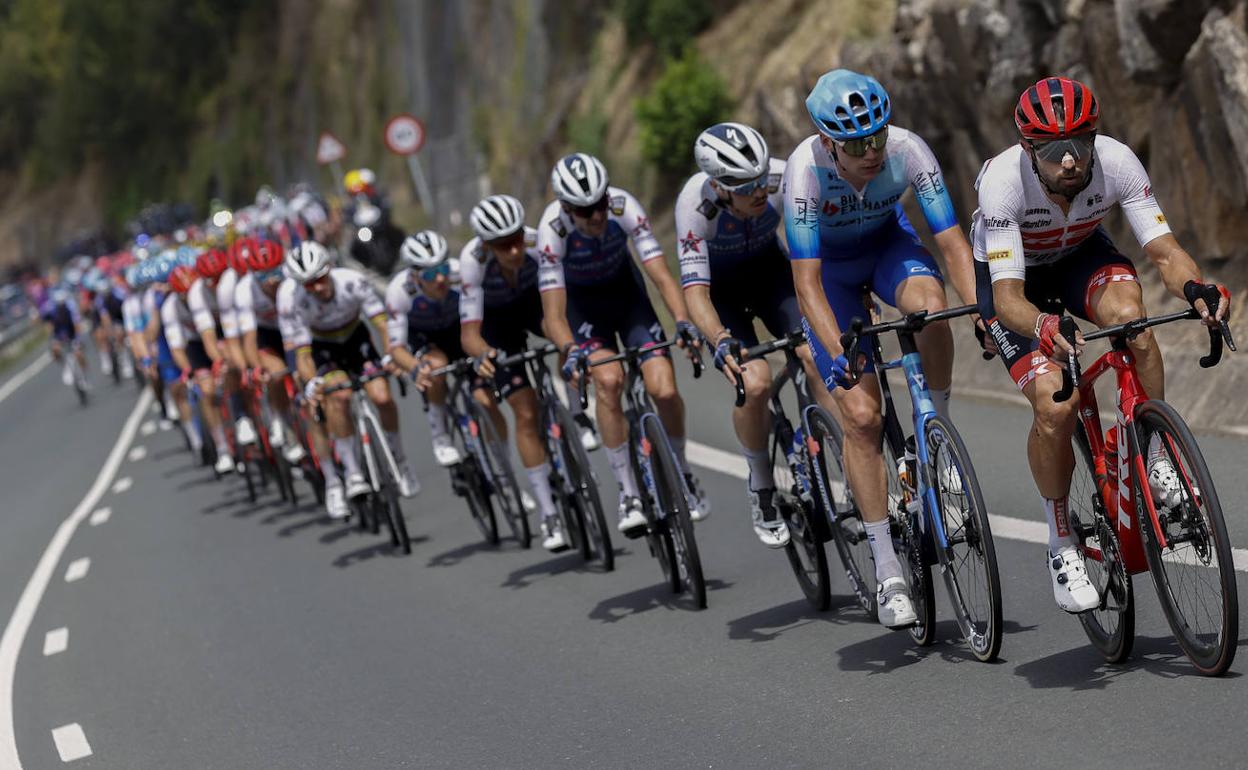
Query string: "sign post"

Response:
xmin=315 ymin=131 xmax=348 ymax=195
xmin=383 ymin=114 xmax=435 ymax=220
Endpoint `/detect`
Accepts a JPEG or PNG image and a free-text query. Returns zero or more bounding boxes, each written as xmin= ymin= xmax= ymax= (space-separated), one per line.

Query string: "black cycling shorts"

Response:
xmin=184 ymin=339 xmax=213 ymax=372
xmin=566 ymin=266 xmax=667 ymax=364
xmin=710 ymin=244 xmax=803 ymax=346
xmin=481 ymin=289 xmax=546 ymax=398
xmin=255 ymin=326 xmax=285 ymax=357
xmin=310 ymin=323 xmax=381 ymax=378
xmin=975 ymin=228 xmax=1138 ymax=391
xmin=412 ymin=324 xmax=466 ymax=362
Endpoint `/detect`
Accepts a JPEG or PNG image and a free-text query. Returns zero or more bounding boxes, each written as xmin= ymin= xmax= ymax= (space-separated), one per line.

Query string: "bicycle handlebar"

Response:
xmin=319 ymin=367 xmax=394 ymax=395
xmin=729 ymin=330 xmax=806 ymax=407
xmin=837 ymin=304 xmax=981 ymax=380
xmin=493 ymin=342 xmax=558 ymax=369
xmin=1052 ymin=316 xmax=1081 ymax=403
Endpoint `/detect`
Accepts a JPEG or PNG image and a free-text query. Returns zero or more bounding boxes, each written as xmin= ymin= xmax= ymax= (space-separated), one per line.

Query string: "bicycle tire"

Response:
xmin=1071 ymin=423 xmax=1134 ymax=664
xmin=882 ymin=436 xmax=935 ymax=646
xmin=1133 ymin=400 xmax=1237 ymax=676
xmin=452 ymin=415 xmax=499 ymax=545
xmin=554 ymin=401 xmax=613 ymax=570
xmin=773 ymin=422 xmax=831 ymax=610
xmin=807 ymin=407 xmax=875 ymax=615
xmin=644 ymin=418 xmax=706 ymax=608
xmin=241 ymin=456 xmax=257 ymax=503
xmin=109 ymin=346 xmax=121 ymax=386
xmin=365 ymin=416 xmax=411 ymax=554
xmin=471 ymin=401 xmax=530 ymax=548
xmin=925 ymin=415 xmax=1003 ymax=662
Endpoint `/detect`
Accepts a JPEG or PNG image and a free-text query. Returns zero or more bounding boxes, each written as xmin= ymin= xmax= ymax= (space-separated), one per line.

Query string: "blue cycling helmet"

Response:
xmin=805 ymin=69 xmax=892 ymax=140
xmin=151 ymin=254 xmax=176 ymax=283
xmin=125 ymin=264 xmax=144 ymax=290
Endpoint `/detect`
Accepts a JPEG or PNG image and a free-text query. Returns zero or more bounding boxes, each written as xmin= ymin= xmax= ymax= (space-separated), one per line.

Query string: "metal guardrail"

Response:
xmin=0 ymin=317 xmax=35 ymax=352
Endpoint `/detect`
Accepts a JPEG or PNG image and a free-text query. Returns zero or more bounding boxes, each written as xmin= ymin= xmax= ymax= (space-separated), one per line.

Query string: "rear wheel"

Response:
xmin=773 ymin=422 xmax=831 ymax=610
xmin=807 ymin=407 xmax=875 ymax=615
xmin=554 ymin=402 xmax=612 ymax=570
xmin=365 ymin=419 xmax=411 ymax=554
xmin=1133 ymin=400 xmax=1237 ymax=676
xmin=472 ymin=402 xmax=530 ymax=548
xmin=645 ymin=419 xmax=706 ymax=609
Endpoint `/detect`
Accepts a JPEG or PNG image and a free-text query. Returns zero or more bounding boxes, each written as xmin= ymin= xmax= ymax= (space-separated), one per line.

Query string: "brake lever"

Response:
xmin=1053 ymin=316 xmax=1081 ymax=403
xmin=729 ymin=340 xmax=746 ymax=408
xmin=839 ymin=317 xmax=865 ymax=383
xmin=577 ymin=356 xmax=589 ymax=411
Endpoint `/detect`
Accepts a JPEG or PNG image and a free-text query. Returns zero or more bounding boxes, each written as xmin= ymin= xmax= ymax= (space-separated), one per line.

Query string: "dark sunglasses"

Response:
xmin=1030 ymin=131 xmax=1096 ymax=163
xmin=835 ymin=125 xmax=889 ymax=158
xmin=717 ymin=173 xmax=769 ymax=195
xmin=564 ymin=195 xmax=609 ymax=218
xmin=486 ymin=230 xmax=526 ymax=251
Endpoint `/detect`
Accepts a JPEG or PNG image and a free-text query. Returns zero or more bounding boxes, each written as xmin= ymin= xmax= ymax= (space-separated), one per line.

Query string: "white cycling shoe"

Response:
xmin=214 ymin=453 xmax=235 ymax=475
xmin=575 ymin=413 xmax=601 ymax=452
xmin=750 ymin=488 xmax=790 ymax=549
xmin=685 ymin=474 xmax=711 ymax=522
xmin=431 ymin=434 xmax=462 ymax=467
xmin=876 ymin=576 xmax=918 ymax=628
xmin=617 ymin=496 xmax=647 ymax=535
xmin=325 ymin=485 xmax=349 ymax=520
xmin=235 ymin=417 xmax=257 ymax=446
xmin=1148 ymin=455 xmax=1193 ymax=511
xmin=345 ymin=471 xmax=371 ymax=499
xmin=397 ymin=460 xmax=421 ymax=498
xmin=541 ymin=516 xmax=569 ymax=552
xmin=1048 ymin=546 xmax=1100 ymax=613
xmin=521 ymin=491 xmax=537 ymax=512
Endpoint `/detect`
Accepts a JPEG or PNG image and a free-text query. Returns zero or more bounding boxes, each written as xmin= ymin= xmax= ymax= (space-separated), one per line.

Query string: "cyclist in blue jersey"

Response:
xmin=538 ymin=153 xmax=710 ymax=535
xmin=783 ymin=69 xmax=982 ymax=628
xmin=41 ymin=285 xmax=89 ymax=385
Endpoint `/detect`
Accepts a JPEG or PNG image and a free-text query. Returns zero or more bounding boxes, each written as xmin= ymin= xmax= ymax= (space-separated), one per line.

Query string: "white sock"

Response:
xmin=183 ymin=420 xmax=202 ymax=450
xmin=335 ymin=436 xmax=362 ymax=477
xmin=669 ymin=435 xmax=689 ymax=475
xmin=525 ymin=463 xmax=557 ymax=519
xmin=1045 ymin=496 xmax=1075 ymax=551
xmin=426 ymin=403 xmax=449 ymax=439
xmin=1147 ymin=432 xmax=1166 ymax=465
xmin=743 ymin=447 xmax=773 ymax=491
xmin=384 ymin=430 xmax=407 ymax=464
xmin=865 ymin=519 xmax=903 ymax=583
xmin=606 ymin=443 xmax=640 ymax=499
xmin=211 ymin=425 xmax=229 ymax=455
xmin=931 ymin=387 xmax=951 ymax=421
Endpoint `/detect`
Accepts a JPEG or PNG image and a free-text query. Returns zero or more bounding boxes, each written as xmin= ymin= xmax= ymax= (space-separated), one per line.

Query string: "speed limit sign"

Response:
xmin=383 ymin=114 xmax=426 ymax=156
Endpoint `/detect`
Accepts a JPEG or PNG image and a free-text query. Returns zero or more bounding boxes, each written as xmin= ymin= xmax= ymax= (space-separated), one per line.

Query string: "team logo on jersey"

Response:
xmin=723 ymin=219 xmax=736 ymax=232
xmin=524 ymin=231 xmax=537 ymax=247
xmin=1155 ymin=214 xmax=1167 ymax=224
xmin=696 ymin=199 xmax=719 ymax=220
xmin=1086 ymin=193 xmax=1104 ymax=207
xmin=540 ymin=245 xmax=560 ymax=264
xmin=1143 ymin=184 xmax=1153 ymax=198
xmin=679 ymin=231 xmax=704 ymax=255
xmin=987 ymin=249 xmax=1012 ymax=262
xmin=547 ymin=217 xmax=567 ymax=238
xmin=822 ymin=200 xmax=840 ymax=216
xmin=632 ymin=216 xmax=651 ymax=236
xmin=609 ymin=195 xmax=625 ymax=216
xmin=792 ymin=197 xmax=819 ymax=229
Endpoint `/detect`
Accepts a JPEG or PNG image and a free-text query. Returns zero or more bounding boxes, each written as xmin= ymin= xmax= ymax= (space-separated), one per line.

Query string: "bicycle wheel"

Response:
xmin=554 ymin=402 xmax=613 ymax=570
xmin=1132 ymin=400 xmax=1237 ymax=675
xmin=365 ymin=417 xmax=411 ymax=554
xmin=882 ymin=436 xmax=935 ymax=645
xmin=452 ymin=415 xmax=499 ymax=545
xmin=472 ymin=402 xmax=530 ymax=548
xmin=240 ymin=455 xmax=257 ymax=503
xmin=645 ymin=419 xmax=706 ymax=608
xmin=806 ymin=407 xmax=875 ymax=615
xmin=925 ymin=415 xmax=1002 ymax=662
xmin=108 ymin=345 xmax=121 ymax=385
xmin=773 ymin=422 xmax=831 ymax=610
xmin=1071 ymin=423 xmax=1134 ymax=663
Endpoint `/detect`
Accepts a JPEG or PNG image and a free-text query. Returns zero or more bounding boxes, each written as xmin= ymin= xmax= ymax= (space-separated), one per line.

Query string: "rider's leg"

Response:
xmin=733 ymin=359 xmax=774 ymax=489
xmin=893 ymin=274 xmax=953 ymax=416
xmin=640 ymin=354 xmax=689 ymax=473
xmin=1023 ymin=362 xmax=1080 ymax=549
xmin=1088 ymin=275 xmax=1160 ymax=399
xmin=259 ymin=350 xmax=291 ymax=416
xmin=323 ymin=374 xmax=362 ymax=479
xmin=197 ymin=372 xmax=228 ymax=453
xmin=590 ymin=353 xmax=639 ymax=500
xmin=420 ymin=348 xmax=452 ymax=439
xmin=508 ymin=388 xmax=557 ymax=520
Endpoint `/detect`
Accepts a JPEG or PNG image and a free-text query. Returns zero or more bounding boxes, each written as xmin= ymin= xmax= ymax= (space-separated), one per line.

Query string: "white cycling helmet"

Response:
xmin=551 ymin=153 xmax=609 ymax=207
xmin=400 ymin=230 xmax=449 ymax=269
xmin=694 ymin=122 xmax=770 ymax=185
xmin=469 ymin=195 xmax=525 ymax=241
xmin=285 ymin=240 xmax=332 ymax=282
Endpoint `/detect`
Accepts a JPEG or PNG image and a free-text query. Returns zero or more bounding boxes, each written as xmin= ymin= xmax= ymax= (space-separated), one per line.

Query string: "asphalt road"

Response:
xmin=2 ymin=339 xmax=1248 ymax=769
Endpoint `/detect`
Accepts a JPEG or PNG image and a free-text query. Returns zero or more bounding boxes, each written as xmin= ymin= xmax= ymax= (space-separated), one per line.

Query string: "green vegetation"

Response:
xmin=635 ymin=49 xmax=732 ymax=179
xmin=617 ymin=0 xmax=713 ymax=59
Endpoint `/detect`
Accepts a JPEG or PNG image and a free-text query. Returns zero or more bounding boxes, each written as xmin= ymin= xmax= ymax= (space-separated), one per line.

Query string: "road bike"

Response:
xmin=840 ymin=304 xmax=1003 ymax=662
xmin=59 ymin=341 xmax=89 ymax=406
xmin=1053 ymin=288 xmax=1238 ymax=675
xmin=245 ymin=371 xmax=299 ymax=506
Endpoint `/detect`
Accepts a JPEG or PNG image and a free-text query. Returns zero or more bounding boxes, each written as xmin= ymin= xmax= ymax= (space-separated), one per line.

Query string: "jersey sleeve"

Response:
xmin=342 ymin=269 xmax=385 ymax=320
xmin=277 ymin=282 xmax=311 ymax=350
xmin=122 ymin=296 xmax=145 ymax=334
xmin=1106 ymin=139 xmax=1172 ymax=248
xmin=782 ymin=147 xmax=823 ymax=261
xmin=903 ymin=132 xmax=959 ymax=235
xmin=617 ymin=190 xmax=664 ymax=264
xmin=673 ymin=175 xmax=713 ymax=288
xmin=216 ymin=272 xmax=239 ymax=339
xmin=187 ymin=283 xmax=216 ymax=335
xmin=976 ymin=163 xmax=1028 ymax=283
xmin=457 ymin=243 xmax=486 ymax=324
xmin=161 ymin=296 xmax=187 ymax=350
xmin=384 ymin=273 xmax=410 ymax=348
xmin=535 ymin=202 xmax=568 ymax=293
xmin=235 ymin=277 xmax=257 ymax=335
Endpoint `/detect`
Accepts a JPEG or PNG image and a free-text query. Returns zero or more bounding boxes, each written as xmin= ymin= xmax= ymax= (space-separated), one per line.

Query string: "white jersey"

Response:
xmin=277 ymin=267 xmax=385 ymax=349
xmin=187 ymin=279 xmax=221 ymax=336
xmin=384 ymin=268 xmax=462 ymax=348
xmin=141 ymin=287 xmax=162 ymax=322
xmin=972 ymin=134 xmax=1171 ymax=282
xmin=122 ymin=294 xmax=146 ymax=334
xmin=160 ymin=292 xmax=198 ymax=350
xmin=458 ymin=227 xmax=545 ymax=323
xmin=535 ymin=186 xmax=663 ymax=291
xmin=216 ymin=269 xmax=240 ymax=339
xmin=234 ymin=273 xmax=281 ymax=333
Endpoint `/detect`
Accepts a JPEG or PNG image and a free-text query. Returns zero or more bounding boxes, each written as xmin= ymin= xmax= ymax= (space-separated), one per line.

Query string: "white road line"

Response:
xmin=140 ymin=421 xmax=156 ymax=436
xmin=50 ymin=723 xmax=91 ymax=762
xmin=684 ymin=438 xmax=1248 ymax=572
xmin=41 ymin=629 xmax=67 ymax=657
xmin=110 ymin=477 xmax=132 ymax=494
xmin=88 ymin=508 xmax=110 ymax=526
xmin=0 ymin=389 xmax=152 ymax=769
xmin=0 ymin=353 xmax=51 ymax=407
xmin=62 ymin=559 xmax=89 ymax=584
xmin=127 ymin=446 xmax=146 ymax=462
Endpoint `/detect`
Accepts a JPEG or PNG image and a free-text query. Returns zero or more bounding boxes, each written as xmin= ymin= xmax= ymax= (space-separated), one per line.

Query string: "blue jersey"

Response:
xmin=782 ymin=127 xmax=958 ymax=262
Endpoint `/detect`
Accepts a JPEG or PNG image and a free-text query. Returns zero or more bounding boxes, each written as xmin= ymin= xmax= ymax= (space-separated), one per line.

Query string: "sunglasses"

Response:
xmin=1030 ymin=131 xmax=1096 ymax=163
xmin=419 ymin=262 xmax=451 ymax=282
xmin=564 ymin=195 xmax=609 ymax=219
xmin=835 ymin=125 xmax=889 ymax=158
xmin=257 ymin=268 xmax=283 ymax=284
xmin=717 ymin=173 xmax=769 ymax=195
xmin=486 ymin=230 xmax=526 ymax=251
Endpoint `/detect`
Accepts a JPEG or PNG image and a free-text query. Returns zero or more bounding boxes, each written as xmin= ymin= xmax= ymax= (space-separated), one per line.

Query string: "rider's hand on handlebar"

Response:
xmin=973 ymin=315 xmax=999 ymax=358
xmin=413 ymin=357 xmax=435 ymax=392
xmin=675 ymin=320 xmax=702 ymax=350
xmin=1036 ymin=312 xmax=1084 ymax=363
xmin=303 ymin=375 xmax=324 ymax=405
xmin=473 ymin=348 xmax=498 ymax=379
xmin=713 ymin=336 xmax=744 ymax=385
xmin=1184 ymin=280 xmax=1232 ymax=329
xmin=560 ymin=344 xmax=585 ymax=384
xmin=829 ymin=352 xmax=859 ymax=389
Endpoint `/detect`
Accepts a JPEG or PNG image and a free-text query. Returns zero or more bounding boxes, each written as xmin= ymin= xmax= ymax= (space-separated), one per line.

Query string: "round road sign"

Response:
xmin=383 ymin=114 xmax=426 ymax=156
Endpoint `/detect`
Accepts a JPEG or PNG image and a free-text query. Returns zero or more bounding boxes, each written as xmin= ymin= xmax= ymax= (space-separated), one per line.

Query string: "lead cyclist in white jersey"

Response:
xmin=972 ymin=76 xmax=1231 ymax=613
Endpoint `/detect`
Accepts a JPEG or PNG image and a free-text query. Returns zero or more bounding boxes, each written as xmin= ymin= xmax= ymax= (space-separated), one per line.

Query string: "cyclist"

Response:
xmin=139 ymin=255 xmax=195 ymax=437
xmin=279 ymin=241 xmax=419 ymax=520
xmin=40 ymin=284 xmax=88 ymax=386
xmin=783 ymin=69 xmax=980 ymax=628
xmin=234 ymin=239 xmax=320 ymax=471
xmin=98 ymin=271 xmax=134 ymax=379
xmin=538 ymin=153 xmax=710 ymax=535
xmin=972 ymin=76 xmax=1231 ymax=613
xmin=190 ymin=246 xmax=257 ymax=448
xmin=122 ymin=263 xmax=172 ymax=428
xmin=163 ymin=261 xmax=234 ymax=474
xmin=680 ymin=121 xmax=842 ymax=548
xmin=383 ymin=230 xmax=467 ymax=469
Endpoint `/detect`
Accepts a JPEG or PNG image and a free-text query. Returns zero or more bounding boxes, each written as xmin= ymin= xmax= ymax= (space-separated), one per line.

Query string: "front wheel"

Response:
xmin=807 ymin=407 xmax=875 ymax=615
xmin=1133 ymin=400 xmax=1237 ymax=676
xmin=645 ymin=419 xmax=706 ymax=609
xmin=554 ymin=403 xmax=613 ymax=570
xmin=773 ymin=423 xmax=830 ymax=610
xmin=472 ymin=402 xmax=530 ymax=548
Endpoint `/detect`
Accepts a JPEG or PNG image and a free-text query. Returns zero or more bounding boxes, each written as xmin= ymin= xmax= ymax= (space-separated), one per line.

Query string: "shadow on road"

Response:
xmin=835 ymin=619 xmax=1034 ymax=673
xmin=725 ymin=597 xmax=863 ymax=643
xmin=588 ymin=579 xmax=732 ymax=623
xmin=501 ymin=552 xmax=597 ymax=589
xmin=1013 ymin=634 xmax=1240 ymax=689
xmin=333 ymin=535 xmax=430 ymax=568
xmin=427 ymin=539 xmax=499 ymax=568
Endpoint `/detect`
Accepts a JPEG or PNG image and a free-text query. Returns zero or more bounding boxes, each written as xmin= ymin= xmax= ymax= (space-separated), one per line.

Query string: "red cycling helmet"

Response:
xmin=249 ymin=240 xmax=285 ymax=273
xmin=196 ymin=248 xmax=229 ymax=280
xmin=1015 ymin=76 xmax=1098 ymax=140
xmin=169 ymin=264 xmax=198 ymax=294
xmin=230 ymin=238 xmax=259 ymax=276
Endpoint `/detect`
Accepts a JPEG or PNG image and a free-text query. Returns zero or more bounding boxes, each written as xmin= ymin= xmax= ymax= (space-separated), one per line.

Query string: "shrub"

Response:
xmin=635 ymin=49 xmax=732 ymax=179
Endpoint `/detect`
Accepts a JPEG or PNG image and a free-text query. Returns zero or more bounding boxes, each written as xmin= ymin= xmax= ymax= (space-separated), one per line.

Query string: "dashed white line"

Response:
xmin=127 ymin=446 xmax=147 ymax=462
xmin=88 ymin=508 xmax=111 ymax=526
xmin=110 ymin=477 xmax=132 ymax=494
xmin=41 ymin=629 xmax=67 ymax=657
xmin=0 ymin=353 xmax=51 ymax=407
xmin=63 ymin=559 xmax=90 ymax=584
xmin=140 ymin=420 xmax=156 ymax=436
xmin=50 ymin=723 xmax=91 ymax=762
xmin=0 ymin=389 xmax=150 ymax=769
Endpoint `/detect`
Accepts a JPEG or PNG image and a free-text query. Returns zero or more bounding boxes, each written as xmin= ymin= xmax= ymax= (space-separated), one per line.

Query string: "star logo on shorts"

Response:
xmin=679 ymin=230 xmax=703 ymax=254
